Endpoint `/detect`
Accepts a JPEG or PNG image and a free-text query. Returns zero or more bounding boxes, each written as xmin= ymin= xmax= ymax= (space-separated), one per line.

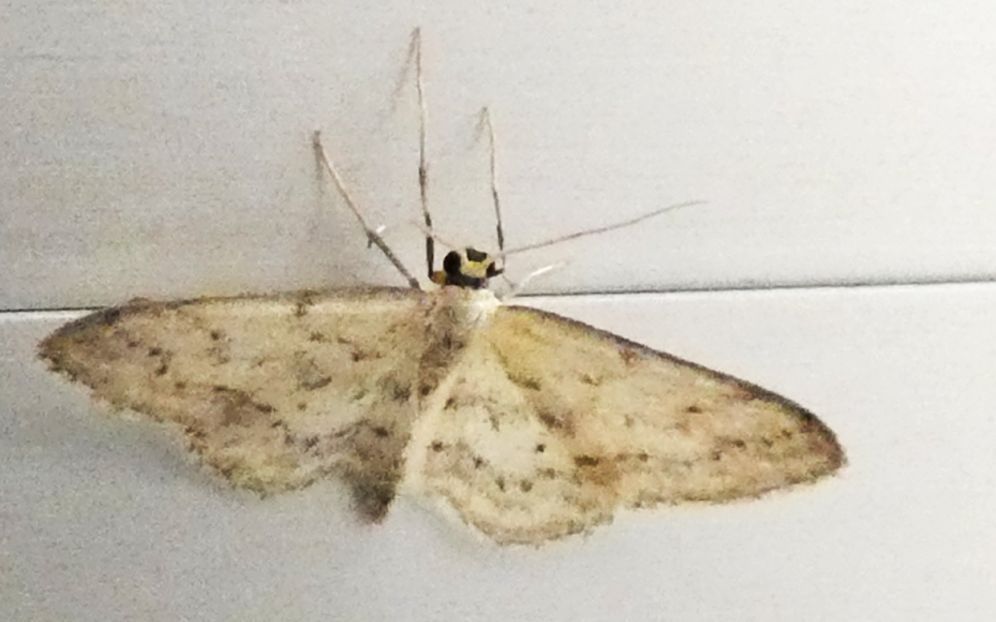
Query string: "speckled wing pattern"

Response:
xmin=408 ymin=305 xmax=844 ymax=545
xmin=41 ymin=288 xmax=843 ymax=545
xmin=40 ymin=287 xmax=436 ymax=520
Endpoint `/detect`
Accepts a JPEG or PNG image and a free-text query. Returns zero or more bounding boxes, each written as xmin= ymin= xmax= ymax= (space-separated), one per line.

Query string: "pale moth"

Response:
xmin=40 ymin=30 xmax=844 ymax=546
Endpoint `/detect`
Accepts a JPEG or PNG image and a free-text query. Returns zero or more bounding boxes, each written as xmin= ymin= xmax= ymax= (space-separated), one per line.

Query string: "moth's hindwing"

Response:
xmin=408 ymin=305 xmax=844 ymax=545
xmin=40 ymin=287 xmax=436 ymax=520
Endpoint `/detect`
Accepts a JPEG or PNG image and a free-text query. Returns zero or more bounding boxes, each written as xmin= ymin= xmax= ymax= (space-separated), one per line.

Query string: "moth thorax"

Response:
xmin=465 ymin=288 xmax=501 ymax=325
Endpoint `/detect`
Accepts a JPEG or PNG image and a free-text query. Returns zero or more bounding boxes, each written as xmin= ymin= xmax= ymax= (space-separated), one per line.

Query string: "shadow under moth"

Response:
xmin=39 ymin=29 xmax=844 ymax=546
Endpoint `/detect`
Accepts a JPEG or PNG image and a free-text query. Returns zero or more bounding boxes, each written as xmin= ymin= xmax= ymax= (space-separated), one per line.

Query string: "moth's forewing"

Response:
xmin=40 ymin=287 xmax=442 ymax=519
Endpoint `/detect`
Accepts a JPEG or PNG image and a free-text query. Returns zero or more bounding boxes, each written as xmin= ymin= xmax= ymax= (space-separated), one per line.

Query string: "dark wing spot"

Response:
xmin=730 ymin=385 xmax=760 ymax=402
xmin=519 ymin=480 xmax=534 ymax=493
xmin=535 ymin=443 xmax=546 ymax=453
xmin=154 ymin=363 xmax=169 ymax=376
xmin=508 ymin=372 xmax=542 ymax=391
xmin=687 ymin=404 xmax=703 ymax=414
xmin=619 ymin=348 xmax=639 ymax=365
xmin=293 ymin=292 xmax=318 ymax=318
xmin=473 ymin=456 xmax=485 ymax=469
xmin=444 ymin=397 xmax=457 ymax=410
xmin=580 ymin=373 xmax=601 ymax=386
xmin=100 ymin=308 xmax=122 ymax=325
xmin=174 ymin=381 xmax=186 ymax=390
xmin=430 ymin=440 xmax=444 ymax=452
xmin=732 ymin=439 xmax=746 ymax=449
xmin=495 ymin=476 xmax=506 ymax=492
xmin=297 ymin=401 xmax=307 ymax=411
xmin=372 ymin=426 xmax=390 ymax=438
xmin=209 ymin=330 xmax=223 ymax=341
xmin=147 ymin=347 xmax=162 ymax=357
xmin=637 ymin=452 xmax=649 ymax=462
xmin=438 ymin=331 xmax=464 ymax=353
xmin=538 ymin=411 xmax=558 ymax=428
xmin=537 ymin=409 xmax=573 ymax=434
xmin=184 ymin=426 xmax=206 ymax=440
xmin=574 ymin=455 xmax=600 ymax=467
xmin=207 ymin=345 xmax=230 ymax=366
xmin=301 ymin=375 xmax=332 ymax=391
xmin=210 ymin=386 xmax=272 ymax=427
xmin=294 ymin=355 xmax=332 ymax=391
xmin=394 ymin=384 xmax=412 ymax=402
xmin=351 ymin=479 xmax=395 ymax=522
xmin=378 ymin=376 xmax=412 ymax=402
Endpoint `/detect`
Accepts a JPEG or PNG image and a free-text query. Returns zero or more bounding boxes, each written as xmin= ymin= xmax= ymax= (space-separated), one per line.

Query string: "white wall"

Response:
xmin=4 ymin=0 xmax=996 ymax=308
xmin=5 ymin=2 xmax=996 ymax=620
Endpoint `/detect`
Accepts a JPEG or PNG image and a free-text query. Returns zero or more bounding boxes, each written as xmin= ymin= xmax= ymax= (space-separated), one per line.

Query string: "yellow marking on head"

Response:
xmin=461 ymin=257 xmax=494 ymax=280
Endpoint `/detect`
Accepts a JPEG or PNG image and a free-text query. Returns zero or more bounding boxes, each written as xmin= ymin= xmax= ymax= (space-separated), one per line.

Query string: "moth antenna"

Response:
xmin=312 ymin=130 xmax=421 ymax=289
xmin=500 ymin=261 xmax=569 ymax=302
xmin=409 ymin=220 xmax=462 ymax=252
xmin=498 ymin=199 xmax=706 ymax=259
xmin=412 ymin=27 xmax=435 ymax=280
xmin=389 ymin=28 xmax=419 ymax=113
xmin=477 ymin=107 xmax=506 ymax=263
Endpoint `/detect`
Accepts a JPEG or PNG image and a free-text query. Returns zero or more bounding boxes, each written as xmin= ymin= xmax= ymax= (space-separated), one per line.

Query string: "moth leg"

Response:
xmin=499 ymin=261 xmax=567 ymax=302
xmin=312 ymin=131 xmax=421 ymax=289
xmin=478 ymin=107 xmax=506 ymax=264
xmin=412 ymin=28 xmax=435 ymax=280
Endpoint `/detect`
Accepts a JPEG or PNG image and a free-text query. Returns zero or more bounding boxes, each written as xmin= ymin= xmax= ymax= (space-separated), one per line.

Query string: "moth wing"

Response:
xmin=408 ymin=305 xmax=844 ymax=545
xmin=40 ymin=287 xmax=430 ymax=519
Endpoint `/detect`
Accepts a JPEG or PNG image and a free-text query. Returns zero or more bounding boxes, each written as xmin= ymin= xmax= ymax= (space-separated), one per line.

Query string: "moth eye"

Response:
xmin=465 ymin=247 xmax=488 ymax=262
xmin=443 ymin=251 xmax=462 ymax=276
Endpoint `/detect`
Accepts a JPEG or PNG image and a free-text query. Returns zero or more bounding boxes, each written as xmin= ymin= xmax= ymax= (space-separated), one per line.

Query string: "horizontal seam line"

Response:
xmin=3 ymin=275 xmax=996 ymax=315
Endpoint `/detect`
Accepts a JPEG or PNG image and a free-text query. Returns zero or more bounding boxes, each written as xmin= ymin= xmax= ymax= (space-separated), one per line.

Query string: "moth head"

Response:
xmin=431 ymin=247 xmax=503 ymax=289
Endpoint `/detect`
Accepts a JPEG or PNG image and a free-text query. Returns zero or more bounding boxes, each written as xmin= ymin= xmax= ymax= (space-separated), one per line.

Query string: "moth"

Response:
xmin=39 ymin=29 xmax=844 ymax=546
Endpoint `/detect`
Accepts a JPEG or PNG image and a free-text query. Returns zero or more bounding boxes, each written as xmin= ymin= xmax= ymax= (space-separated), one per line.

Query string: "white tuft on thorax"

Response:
xmin=465 ymin=289 xmax=501 ymax=326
